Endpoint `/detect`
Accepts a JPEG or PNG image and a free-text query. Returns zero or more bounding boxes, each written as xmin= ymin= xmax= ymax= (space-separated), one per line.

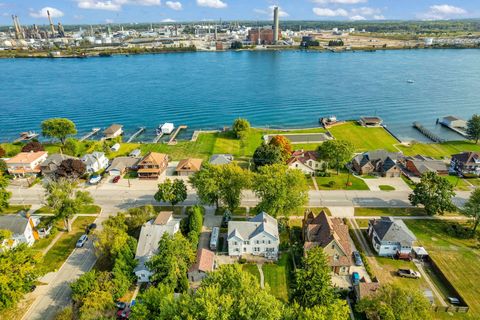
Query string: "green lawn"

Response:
xmin=397 ymin=141 xmax=480 ymax=159
xmin=263 ymin=254 xmax=290 ymax=302
xmin=243 ymin=264 xmax=261 ymax=282
xmin=214 ymin=207 xmax=248 ymax=216
xmin=0 ymin=204 xmax=31 ymax=215
xmin=354 ymin=207 xmax=427 ymax=217
xmin=328 ymin=122 xmax=399 ymax=152
xmin=356 ymin=219 xmax=370 ymax=228
xmin=35 ymin=205 xmax=101 ymax=214
xmin=404 ymin=220 xmax=480 ymax=317
xmin=40 ymin=216 xmax=96 ymax=273
xmin=152 ymin=205 xmax=183 ymax=215
xmin=379 ymin=185 xmax=395 ymax=191
xmin=315 ymin=171 xmax=369 ymax=190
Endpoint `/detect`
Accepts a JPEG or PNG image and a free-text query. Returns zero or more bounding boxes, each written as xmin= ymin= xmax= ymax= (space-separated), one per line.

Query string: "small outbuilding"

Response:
xmin=209 ymin=154 xmax=233 ymax=165
xmin=188 ymin=248 xmax=215 ymax=282
xmin=103 ymin=124 xmax=123 ymax=140
xmin=359 ymin=116 xmax=383 ymax=127
xmin=106 ymin=157 xmax=140 ymax=176
xmin=161 ymin=123 xmax=175 ymax=134
xmin=129 ymin=149 xmax=141 ymax=158
xmin=110 ymin=143 xmax=121 ymax=152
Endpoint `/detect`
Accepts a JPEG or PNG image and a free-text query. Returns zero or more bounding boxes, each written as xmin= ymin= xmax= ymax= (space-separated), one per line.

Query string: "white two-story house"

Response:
xmin=0 ymin=214 xmax=38 ymax=249
xmin=81 ymin=152 xmax=109 ymax=174
xmin=367 ymin=217 xmax=416 ymax=257
xmin=227 ymin=212 xmax=279 ymax=260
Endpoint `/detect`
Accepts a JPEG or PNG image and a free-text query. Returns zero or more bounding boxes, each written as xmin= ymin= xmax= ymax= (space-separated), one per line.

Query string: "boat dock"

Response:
xmin=153 ymin=132 xmax=164 ymax=143
xmin=13 ymin=131 xmax=39 ymax=143
xmin=79 ymin=128 xmax=101 ymax=142
xmin=126 ymin=127 xmax=145 ymax=143
xmin=412 ymin=122 xmax=445 ymax=143
xmin=437 ymin=116 xmax=468 ymax=138
xmin=168 ymin=125 xmax=187 ymax=145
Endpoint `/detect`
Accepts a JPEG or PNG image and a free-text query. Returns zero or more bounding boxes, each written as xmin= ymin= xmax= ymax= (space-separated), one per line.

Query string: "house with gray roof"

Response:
xmin=404 ymin=155 xmax=449 ymax=177
xmin=209 ymin=154 xmax=233 ymax=165
xmin=40 ymin=154 xmax=77 ymax=177
xmin=106 ymin=156 xmax=140 ymax=176
xmin=227 ymin=212 xmax=279 ymax=260
xmin=351 ymin=150 xmax=402 ymax=177
xmin=133 ymin=211 xmax=181 ymax=283
xmin=81 ymin=152 xmax=109 ymax=174
xmin=0 ymin=213 xmax=38 ymax=248
xmin=367 ymin=217 xmax=416 ymax=257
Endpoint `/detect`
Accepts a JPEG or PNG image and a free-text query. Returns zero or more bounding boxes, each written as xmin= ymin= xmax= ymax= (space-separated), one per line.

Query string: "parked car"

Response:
xmin=351 ymin=272 xmax=360 ymax=285
xmin=112 ymin=175 xmax=121 ymax=183
xmin=397 ymin=269 xmax=421 ymax=279
xmin=447 ymin=297 xmax=460 ymax=305
xmin=117 ymin=308 xmax=131 ymax=319
xmin=76 ymin=234 xmax=88 ymax=248
xmin=352 ymin=251 xmax=363 ymax=266
xmin=115 ymin=301 xmax=128 ymax=310
xmin=85 ymin=223 xmax=97 ymax=234
xmin=89 ymin=175 xmax=102 ymax=185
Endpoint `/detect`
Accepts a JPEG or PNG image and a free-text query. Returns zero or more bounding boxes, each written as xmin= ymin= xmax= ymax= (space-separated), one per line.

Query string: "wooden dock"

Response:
xmin=412 ymin=122 xmax=445 ymax=143
xmin=168 ymin=125 xmax=187 ymax=145
xmin=126 ymin=127 xmax=145 ymax=143
xmin=153 ymin=132 xmax=164 ymax=143
xmin=13 ymin=132 xmax=39 ymax=143
xmin=79 ymin=128 xmax=101 ymax=142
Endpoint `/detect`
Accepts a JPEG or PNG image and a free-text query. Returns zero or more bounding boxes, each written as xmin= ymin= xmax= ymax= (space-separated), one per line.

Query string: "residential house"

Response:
xmin=227 ymin=212 xmax=279 ymax=259
xmin=176 ymin=158 xmax=203 ymax=176
xmin=367 ymin=217 xmax=416 ymax=257
xmin=134 ymin=211 xmax=181 ymax=282
xmin=287 ymin=150 xmax=322 ymax=175
xmin=351 ymin=150 xmax=402 ymax=177
xmin=106 ymin=157 xmax=140 ymax=176
xmin=40 ymin=154 xmax=77 ymax=177
xmin=451 ymin=152 xmax=480 ymax=177
xmin=0 ymin=213 xmax=39 ymax=248
xmin=359 ymin=116 xmax=383 ymax=127
xmin=187 ymin=248 xmax=215 ymax=282
xmin=137 ymin=152 xmax=169 ymax=180
xmin=404 ymin=155 xmax=449 ymax=177
xmin=303 ymin=210 xmax=353 ymax=275
xmin=103 ymin=124 xmax=123 ymax=140
xmin=5 ymin=151 xmax=48 ymax=177
xmin=81 ymin=152 xmax=109 ymax=174
xmin=209 ymin=154 xmax=233 ymax=165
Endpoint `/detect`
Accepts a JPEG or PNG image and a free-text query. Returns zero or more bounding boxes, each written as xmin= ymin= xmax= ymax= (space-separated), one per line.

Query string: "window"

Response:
xmin=332 ymin=244 xmax=335 ymax=249
xmin=234 ymin=241 xmax=238 ymax=246
xmin=243 ymin=247 xmax=246 ymax=252
xmin=243 ymin=241 xmax=249 ymax=245
xmin=267 ymin=240 xmax=271 ymax=244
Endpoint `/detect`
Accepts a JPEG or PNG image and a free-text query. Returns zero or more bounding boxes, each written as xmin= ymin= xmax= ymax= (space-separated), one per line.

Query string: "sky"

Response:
xmin=0 ymin=0 xmax=479 ymax=25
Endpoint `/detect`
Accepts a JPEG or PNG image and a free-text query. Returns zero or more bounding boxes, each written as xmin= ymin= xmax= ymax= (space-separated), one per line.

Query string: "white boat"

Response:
xmin=407 ymin=80 xmax=415 ymax=84
xmin=160 ymin=123 xmax=175 ymax=134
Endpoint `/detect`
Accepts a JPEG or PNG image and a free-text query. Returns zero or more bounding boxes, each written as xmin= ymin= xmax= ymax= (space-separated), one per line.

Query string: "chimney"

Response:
xmin=47 ymin=10 xmax=56 ymax=37
xmin=273 ymin=6 xmax=279 ymax=44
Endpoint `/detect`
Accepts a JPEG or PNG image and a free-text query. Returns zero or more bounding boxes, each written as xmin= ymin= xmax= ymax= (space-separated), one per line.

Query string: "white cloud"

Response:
xmin=165 ymin=1 xmax=182 ymax=10
xmin=105 ymin=18 xmax=114 ymax=23
xmin=77 ymin=0 xmax=161 ymax=11
xmin=420 ymin=4 xmax=467 ymax=20
xmin=373 ymin=14 xmax=385 ymax=20
xmin=196 ymin=0 xmax=227 ymax=9
xmin=313 ymin=0 xmax=367 ymax=4
xmin=350 ymin=15 xmax=366 ymax=20
xmin=312 ymin=7 xmax=348 ymax=17
xmin=162 ymin=18 xmax=176 ymax=22
xmin=350 ymin=7 xmax=381 ymax=16
xmin=29 ymin=7 xmax=64 ymax=18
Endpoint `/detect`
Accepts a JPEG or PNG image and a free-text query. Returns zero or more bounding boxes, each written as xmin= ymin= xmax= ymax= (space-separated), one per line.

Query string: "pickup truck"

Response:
xmin=397 ymin=269 xmax=421 ymax=279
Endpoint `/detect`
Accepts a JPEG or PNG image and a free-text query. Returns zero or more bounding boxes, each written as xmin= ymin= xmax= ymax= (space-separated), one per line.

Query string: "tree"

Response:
xmin=0 ymin=146 xmax=5 ymax=158
xmin=356 ymin=284 xmax=432 ymax=320
xmin=189 ymin=163 xmax=222 ymax=208
xmin=293 ymin=246 xmax=336 ymax=308
xmin=125 ymin=205 xmax=156 ymax=232
xmin=218 ymin=164 xmax=252 ymax=213
xmin=317 ymin=140 xmax=354 ymax=175
xmin=232 ymin=118 xmax=250 ymax=139
xmin=21 ymin=141 xmax=44 ymax=152
xmin=466 ymin=114 xmax=480 ymax=144
xmin=0 ymin=159 xmax=7 ymax=174
xmin=269 ymin=135 xmax=293 ymax=161
xmin=462 ymin=188 xmax=480 ymax=234
xmin=154 ymin=179 xmax=187 ymax=208
xmin=55 ymin=158 xmax=86 ymax=179
xmin=231 ymin=41 xmax=243 ymax=49
xmin=0 ymin=245 xmax=40 ymax=311
xmin=146 ymin=233 xmax=195 ymax=292
xmin=62 ymin=138 xmax=80 ymax=156
xmin=253 ymin=164 xmax=309 ymax=216
xmin=409 ymin=171 xmax=456 ymax=216
xmin=44 ymin=179 xmax=94 ymax=232
xmin=0 ymin=175 xmax=12 ymax=213
xmin=253 ymin=143 xmax=284 ymax=168
xmin=41 ymin=118 xmax=77 ymax=145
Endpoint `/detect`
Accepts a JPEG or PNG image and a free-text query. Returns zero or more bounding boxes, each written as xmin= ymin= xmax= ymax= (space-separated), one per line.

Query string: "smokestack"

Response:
xmin=273 ymin=6 xmax=279 ymax=44
xmin=47 ymin=10 xmax=56 ymax=37
xmin=12 ymin=15 xmax=20 ymax=39
xmin=58 ymin=22 xmax=65 ymax=37
xmin=15 ymin=16 xmax=25 ymax=39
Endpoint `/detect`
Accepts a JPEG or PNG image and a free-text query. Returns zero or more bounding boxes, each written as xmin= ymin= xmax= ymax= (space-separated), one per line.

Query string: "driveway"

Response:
xmin=362 ymin=177 xmax=411 ymax=192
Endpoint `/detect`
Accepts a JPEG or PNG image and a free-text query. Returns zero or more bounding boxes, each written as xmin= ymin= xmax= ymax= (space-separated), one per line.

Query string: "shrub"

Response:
xmin=327 ymin=181 xmax=336 ymax=188
xmin=444 ymin=223 xmax=475 ymax=239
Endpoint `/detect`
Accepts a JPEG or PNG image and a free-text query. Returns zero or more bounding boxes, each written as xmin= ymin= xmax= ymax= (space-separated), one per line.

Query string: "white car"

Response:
xmin=89 ymin=175 xmax=102 ymax=185
xmin=76 ymin=234 xmax=88 ymax=248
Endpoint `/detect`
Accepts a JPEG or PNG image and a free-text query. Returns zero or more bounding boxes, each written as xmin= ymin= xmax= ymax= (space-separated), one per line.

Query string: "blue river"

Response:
xmin=1 ymin=49 xmax=479 ymax=142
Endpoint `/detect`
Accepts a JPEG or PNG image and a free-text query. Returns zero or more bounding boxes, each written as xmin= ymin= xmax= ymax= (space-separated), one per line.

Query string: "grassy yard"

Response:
xmin=0 ymin=204 xmax=31 ymax=215
xmin=328 ymin=122 xmax=399 ymax=152
xmin=40 ymin=216 xmax=96 ymax=274
xmin=214 ymin=207 xmax=248 ymax=216
xmin=315 ymin=171 xmax=369 ymax=190
xmin=243 ymin=264 xmax=261 ymax=282
xmin=152 ymin=205 xmax=183 ymax=215
xmin=35 ymin=205 xmax=101 ymax=214
xmin=443 ymin=175 xmax=472 ymax=191
xmin=379 ymin=185 xmax=395 ymax=191
xmin=397 ymin=141 xmax=480 ymax=159
xmin=263 ymin=254 xmax=290 ymax=302
xmin=354 ymin=207 xmax=427 ymax=216
xmin=404 ymin=219 xmax=480 ymax=317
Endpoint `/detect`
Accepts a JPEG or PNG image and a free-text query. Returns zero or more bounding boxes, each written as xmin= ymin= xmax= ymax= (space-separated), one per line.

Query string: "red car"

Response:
xmin=117 ymin=308 xmax=130 ymax=319
xmin=112 ymin=176 xmax=121 ymax=183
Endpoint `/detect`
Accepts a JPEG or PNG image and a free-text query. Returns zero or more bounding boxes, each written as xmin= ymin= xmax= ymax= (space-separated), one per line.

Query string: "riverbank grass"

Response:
xmin=397 ymin=141 xmax=480 ymax=159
